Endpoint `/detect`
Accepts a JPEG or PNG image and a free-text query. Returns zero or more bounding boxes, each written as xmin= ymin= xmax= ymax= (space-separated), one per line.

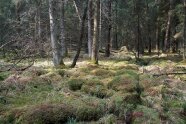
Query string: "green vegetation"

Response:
xmin=0 ymin=56 xmax=186 ymax=123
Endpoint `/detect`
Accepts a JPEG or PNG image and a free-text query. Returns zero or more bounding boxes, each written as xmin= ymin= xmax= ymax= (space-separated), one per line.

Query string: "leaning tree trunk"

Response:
xmin=91 ymin=0 xmax=100 ymax=64
xmin=49 ymin=0 xmax=64 ymax=66
xmin=183 ymin=0 xmax=186 ymax=60
xmin=71 ymin=1 xmax=88 ymax=68
xmin=164 ymin=0 xmax=174 ymax=53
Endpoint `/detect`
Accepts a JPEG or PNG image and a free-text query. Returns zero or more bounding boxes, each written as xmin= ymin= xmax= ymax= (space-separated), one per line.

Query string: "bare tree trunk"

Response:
xmin=98 ymin=0 xmax=102 ymax=50
xmin=105 ymin=0 xmax=112 ymax=57
xmin=35 ymin=1 xmax=44 ymax=57
xmin=88 ymin=0 xmax=93 ymax=57
xmin=137 ymin=13 xmax=140 ymax=58
xmin=164 ymin=0 xmax=174 ymax=52
xmin=145 ymin=0 xmax=151 ymax=54
xmin=156 ymin=19 xmax=160 ymax=56
xmin=49 ymin=0 xmax=64 ymax=66
xmin=91 ymin=0 xmax=100 ymax=64
xmin=183 ymin=0 xmax=186 ymax=60
xmin=59 ymin=0 xmax=67 ymax=57
xmin=71 ymin=1 xmax=88 ymax=68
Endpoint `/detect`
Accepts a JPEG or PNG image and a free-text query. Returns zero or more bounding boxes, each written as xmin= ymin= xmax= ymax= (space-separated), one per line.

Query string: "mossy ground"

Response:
xmin=0 ymin=54 xmax=186 ymax=124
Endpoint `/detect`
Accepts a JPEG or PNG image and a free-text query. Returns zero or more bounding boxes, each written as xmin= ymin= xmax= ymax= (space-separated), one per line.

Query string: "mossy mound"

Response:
xmin=115 ymin=69 xmax=138 ymax=78
xmin=76 ymin=105 xmax=103 ymax=121
xmin=21 ymin=104 xmax=75 ymax=124
xmin=0 ymin=72 xmax=11 ymax=81
xmin=108 ymin=75 xmax=137 ymax=92
xmin=21 ymin=67 xmax=48 ymax=77
xmin=91 ymin=68 xmax=115 ymax=77
xmin=144 ymin=85 xmax=166 ymax=97
xmin=113 ymin=64 xmax=139 ymax=71
xmin=98 ymin=114 xmax=117 ymax=124
xmin=81 ymin=79 xmax=113 ymax=98
xmin=108 ymin=93 xmax=141 ymax=116
xmin=68 ymin=78 xmax=85 ymax=91
xmin=81 ymin=84 xmax=112 ymax=99
xmin=40 ymin=72 xmax=63 ymax=83
xmin=139 ymin=74 xmax=153 ymax=88
xmin=133 ymin=105 xmax=160 ymax=124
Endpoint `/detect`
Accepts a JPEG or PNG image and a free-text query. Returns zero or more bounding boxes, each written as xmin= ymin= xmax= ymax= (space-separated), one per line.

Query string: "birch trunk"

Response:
xmin=49 ymin=0 xmax=64 ymax=66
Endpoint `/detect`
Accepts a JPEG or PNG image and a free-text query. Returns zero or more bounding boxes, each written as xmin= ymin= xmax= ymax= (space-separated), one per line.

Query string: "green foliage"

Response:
xmin=0 ymin=72 xmax=10 ymax=81
xmin=68 ymin=78 xmax=85 ymax=91
xmin=107 ymin=75 xmax=137 ymax=92
xmin=57 ymin=69 xmax=65 ymax=77
xmin=21 ymin=104 xmax=75 ymax=124
xmin=75 ymin=105 xmax=103 ymax=121
xmin=98 ymin=114 xmax=117 ymax=124
xmin=133 ymin=105 xmax=160 ymax=124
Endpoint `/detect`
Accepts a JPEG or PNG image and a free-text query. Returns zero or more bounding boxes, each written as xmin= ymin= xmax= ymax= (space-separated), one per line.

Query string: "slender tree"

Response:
xmin=88 ymin=0 xmax=93 ymax=57
xmin=71 ymin=1 xmax=88 ymax=68
xmin=91 ymin=0 xmax=100 ymax=64
xmin=105 ymin=0 xmax=112 ymax=57
xmin=59 ymin=0 xmax=67 ymax=57
xmin=183 ymin=0 xmax=186 ymax=60
xmin=49 ymin=0 xmax=64 ymax=66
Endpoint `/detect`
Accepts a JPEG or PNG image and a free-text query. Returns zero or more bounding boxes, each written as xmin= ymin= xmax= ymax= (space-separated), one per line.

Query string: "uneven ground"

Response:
xmin=0 ymin=51 xmax=186 ymax=124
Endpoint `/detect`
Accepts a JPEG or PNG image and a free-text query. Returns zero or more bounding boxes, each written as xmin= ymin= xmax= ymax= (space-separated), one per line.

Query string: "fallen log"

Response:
xmin=153 ymin=72 xmax=186 ymax=76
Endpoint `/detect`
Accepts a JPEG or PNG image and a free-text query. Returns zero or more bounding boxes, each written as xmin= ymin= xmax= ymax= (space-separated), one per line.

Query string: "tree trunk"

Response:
xmin=35 ymin=2 xmax=44 ymax=57
xmin=59 ymin=0 xmax=67 ymax=58
xmin=137 ymin=13 xmax=140 ymax=58
xmin=49 ymin=0 xmax=64 ymax=66
xmin=91 ymin=0 xmax=100 ymax=64
xmin=105 ymin=0 xmax=112 ymax=57
xmin=164 ymin=0 xmax=174 ymax=52
xmin=71 ymin=1 xmax=88 ymax=68
xmin=183 ymin=0 xmax=186 ymax=60
xmin=88 ymin=0 xmax=93 ymax=57
xmin=145 ymin=0 xmax=151 ymax=54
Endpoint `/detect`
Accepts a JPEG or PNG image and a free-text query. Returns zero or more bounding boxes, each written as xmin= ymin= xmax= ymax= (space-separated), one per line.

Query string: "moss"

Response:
xmin=56 ymin=69 xmax=65 ymax=77
xmin=22 ymin=68 xmax=48 ymax=77
xmin=91 ymin=69 xmax=115 ymax=77
xmin=107 ymin=75 xmax=137 ymax=92
xmin=133 ymin=105 xmax=160 ymax=124
xmin=68 ymin=78 xmax=85 ymax=91
xmin=98 ymin=114 xmax=117 ymax=124
xmin=21 ymin=104 xmax=75 ymax=124
xmin=81 ymin=84 xmax=113 ymax=99
xmin=115 ymin=69 xmax=138 ymax=79
xmin=75 ymin=105 xmax=103 ymax=121
xmin=108 ymin=93 xmax=140 ymax=117
xmin=80 ymin=79 xmax=113 ymax=98
xmin=40 ymin=72 xmax=62 ymax=83
xmin=131 ymin=58 xmax=150 ymax=66
xmin=0 ymin=72 xmax=11 ymax=81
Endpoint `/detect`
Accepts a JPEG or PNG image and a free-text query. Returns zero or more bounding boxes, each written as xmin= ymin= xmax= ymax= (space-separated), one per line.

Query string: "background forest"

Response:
xmin=0 ymin=0 xmax=186 ymax=124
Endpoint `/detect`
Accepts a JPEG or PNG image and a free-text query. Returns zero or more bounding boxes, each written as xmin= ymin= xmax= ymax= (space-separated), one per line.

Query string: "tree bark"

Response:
xmin=105 ymin=0 xmax=112 ymax=57
xmin=164 ymin=0 xmax=174 ymax=52
xmin=49 ymin=0 xmax=64 ymax=66
xmin=59 ymin=0 xmax=67 ymax=58
xmin=183 ymin=0 xmax=186 ymax=60
xmin=88 ymin=0 xmax=93 ymax=57
xmin=71 ymin=1 xmax=88 ymax=68
xmin=91 ymin=0 xmax=100 ymax=64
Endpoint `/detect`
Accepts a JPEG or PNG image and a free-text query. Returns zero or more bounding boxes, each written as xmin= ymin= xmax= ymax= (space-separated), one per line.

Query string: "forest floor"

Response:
xmin=0 ymin=51 xmax=186 ymax=124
